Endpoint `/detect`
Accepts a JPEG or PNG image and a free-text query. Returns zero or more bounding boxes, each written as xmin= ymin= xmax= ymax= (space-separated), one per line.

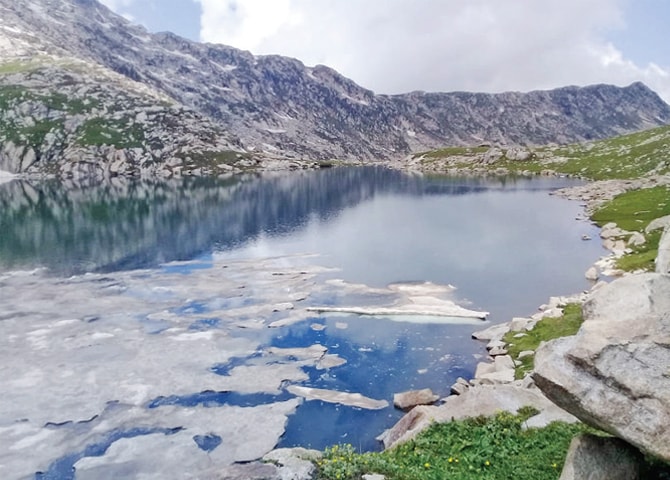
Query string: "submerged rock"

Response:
xmin=534 ymin=273 xmax=670 ymax=461
xmin=287 ymin=386 xmax=389 ymax=410
xmin=392 ymin=388 xmax=439 ymax=410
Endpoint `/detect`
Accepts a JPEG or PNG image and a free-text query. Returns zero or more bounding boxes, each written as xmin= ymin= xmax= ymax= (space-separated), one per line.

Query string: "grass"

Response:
xmin=591 ymin=186 xmax=670 ymax=272
xmin=503 ymin=304 xmax=584 ymax=380
xmin=420 ymin=124 xmax=670 ymax=181
xmin=315 ymin=408 xmax=592 ymax=480
xmin=77 ymin=117 xmax=145 ymax=148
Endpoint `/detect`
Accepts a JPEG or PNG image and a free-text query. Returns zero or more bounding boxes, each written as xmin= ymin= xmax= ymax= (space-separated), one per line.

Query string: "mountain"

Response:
xmin=1 ymin=0 xmax=670 ymax=177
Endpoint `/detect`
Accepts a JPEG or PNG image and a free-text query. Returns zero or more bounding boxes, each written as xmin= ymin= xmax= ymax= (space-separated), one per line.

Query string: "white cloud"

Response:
xmin=195 ymin=0 xmax=670 ymax=102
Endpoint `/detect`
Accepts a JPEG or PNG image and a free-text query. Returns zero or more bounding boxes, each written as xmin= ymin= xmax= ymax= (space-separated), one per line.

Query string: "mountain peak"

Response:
xmin=1 ymin=0 xmax=669 ymax=165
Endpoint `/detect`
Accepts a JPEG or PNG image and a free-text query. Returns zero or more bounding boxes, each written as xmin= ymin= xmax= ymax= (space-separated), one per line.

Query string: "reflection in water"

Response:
xmin=0 ymin=168 xmax=588 ymax=277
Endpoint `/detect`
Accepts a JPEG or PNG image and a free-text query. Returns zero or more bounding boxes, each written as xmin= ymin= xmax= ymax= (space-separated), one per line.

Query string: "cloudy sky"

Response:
xmin=99 ymin=0 xmax=670 ymax=102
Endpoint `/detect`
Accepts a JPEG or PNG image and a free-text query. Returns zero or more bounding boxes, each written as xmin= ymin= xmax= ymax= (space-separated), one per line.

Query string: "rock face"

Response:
xmin=533 ymin=273 xmax=670 ymax=461
xmin=559 ymin=434 xmax=642 ymax=480
xmin=657 ymin=227 xmax=670 ymax=274
xmin=1 ymin=0 xmax=670 ymax=168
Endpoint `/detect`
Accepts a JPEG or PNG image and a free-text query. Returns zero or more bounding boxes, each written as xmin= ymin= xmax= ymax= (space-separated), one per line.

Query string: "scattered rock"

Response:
xmin=645 ymin=215 xmax=670 ymax=233
xmin=472 ymin=323 xmax=509 ymax=341
xmin=584 ymin=266 xmax=599 ymax=281
xmin=393 ymin=388 xmax=439 ymax=410
xmin=263 ymin=447 xmax=321 ymax=480
xmin=534 ymin=273 xmax=670 ymax=461
xmin=518 ymin=350 xmax=535 ymax=359
xmin=450 ymin=377 xmax=470 ymax=396
xmin=559 ymin=433 xmax=643 ymax=480
xmin=488 ymin=346 xmax=508 ymax=356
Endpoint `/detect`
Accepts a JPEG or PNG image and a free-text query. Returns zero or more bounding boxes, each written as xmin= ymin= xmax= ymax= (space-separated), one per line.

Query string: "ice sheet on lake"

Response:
xmin=0 ymin=255 xmax=486 ymax=478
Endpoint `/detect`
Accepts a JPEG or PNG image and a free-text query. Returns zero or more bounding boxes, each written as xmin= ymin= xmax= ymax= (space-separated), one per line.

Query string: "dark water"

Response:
xmin=0 ymin=167 xmax=605 ymax=459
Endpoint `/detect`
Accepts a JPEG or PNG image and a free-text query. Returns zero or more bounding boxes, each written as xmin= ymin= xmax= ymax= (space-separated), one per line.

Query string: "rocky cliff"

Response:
xmin=1 ymin=0 xmax=670 ymax=172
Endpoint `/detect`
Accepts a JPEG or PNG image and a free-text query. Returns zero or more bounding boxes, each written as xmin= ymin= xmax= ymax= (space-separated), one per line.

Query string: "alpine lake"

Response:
xmin=0 ymin=166 xmax=605 ymax=479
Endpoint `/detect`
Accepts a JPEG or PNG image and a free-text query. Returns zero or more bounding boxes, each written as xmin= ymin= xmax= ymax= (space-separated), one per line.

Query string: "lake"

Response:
xmin=0 ymin=167 xmax=604 ymax=478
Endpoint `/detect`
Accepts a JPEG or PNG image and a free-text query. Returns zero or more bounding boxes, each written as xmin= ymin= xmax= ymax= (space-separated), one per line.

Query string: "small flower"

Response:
xmin=424 ymin=462 xmax=431 ymax=468
xmin=552 ymin=463 xmax=558 ymax=468
xmin=485 ymin=460 xmax=491 ymax=466
xmin=448 ymin=457 xmax=454 ymax=463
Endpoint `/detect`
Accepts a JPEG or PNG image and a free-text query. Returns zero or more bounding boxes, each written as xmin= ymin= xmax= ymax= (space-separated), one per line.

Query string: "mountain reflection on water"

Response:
xmin=0 ymin=167 xmax=594 ymax=278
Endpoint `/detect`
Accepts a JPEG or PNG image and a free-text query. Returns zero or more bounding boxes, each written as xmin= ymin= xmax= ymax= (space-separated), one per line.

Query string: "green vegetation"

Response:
xmin=316 ymin=408 xmax=591 ymax=480
xmin=503 ymin=304 xmax=584 ymax=380
xmin=77 ymin=117 xmax=145 ymax=148
xmin=591 ymin=186 xmax=670 ymax=272
xmin=421 ymin=124 xmax=670 ymax=181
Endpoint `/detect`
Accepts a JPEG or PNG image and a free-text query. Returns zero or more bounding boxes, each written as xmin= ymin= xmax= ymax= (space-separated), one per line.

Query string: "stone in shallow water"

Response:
xmin=287 ymin=385 xmax=389 ymax=410
xmin=393 ymin=388 xmax=439 ymax=410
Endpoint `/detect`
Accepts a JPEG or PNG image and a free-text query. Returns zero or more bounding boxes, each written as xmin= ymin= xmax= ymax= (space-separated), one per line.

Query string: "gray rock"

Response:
xmin=472 ymin=323 xmax=509 ymax=341
xmin=393 ymin=388 xmax=439 ymax=410
xmin=534 ymin=273 xmax=670 ymax=461
xmin=657 ymin=226 xmax=670 ymax=274
xmin=584 ymin=266 xmax=598 ymax=281
xmin=488 ymin=346 xmax=508 ymax=356
xmin=518 ymin=350 xmax=535 ymax=359
xmin=263 ymin=448 xmax=321 ymax=480
xmin=645 ymin=215 xmax=670 ymax=233
xmin=559 ymin=434 xmax=642 ymax=480
xmin=627 ymin=231 xmax=646 ymax=246
xmin=509 ymin=317 xmax=532 ymax=332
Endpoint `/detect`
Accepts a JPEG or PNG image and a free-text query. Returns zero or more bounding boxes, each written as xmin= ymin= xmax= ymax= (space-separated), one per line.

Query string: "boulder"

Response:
xmin=645 ymin=215 xmax=670 ymax=233
xmin=559 ymin=434 xmax=642 ymax=480
xmin=262 ymin=447 xmax=321 ymax=480
xmin=393 ymin=388 xmax=439 ymax=410
xmin=657 ymin=226 xmax=670 ymax=274
xmin=472 ymin=323 xmax=509 ymax=341
xmin=534 ymin=273 xmax=670 ymax=461
xmin=584 ymin=266 xmax=598 ymax=281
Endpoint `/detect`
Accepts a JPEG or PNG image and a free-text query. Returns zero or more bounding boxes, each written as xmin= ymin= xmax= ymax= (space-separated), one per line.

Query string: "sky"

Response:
xmin=99 ymin=0 xmax=670 ymax=103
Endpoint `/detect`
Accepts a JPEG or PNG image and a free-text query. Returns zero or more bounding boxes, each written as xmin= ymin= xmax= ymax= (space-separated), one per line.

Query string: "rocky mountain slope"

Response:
xmin=1 ymin=0 xmax=670 ymax=173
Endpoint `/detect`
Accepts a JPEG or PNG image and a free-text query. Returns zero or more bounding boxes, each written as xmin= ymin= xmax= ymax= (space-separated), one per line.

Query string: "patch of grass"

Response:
xmin=590 ymin=186 xmax=670 ymax=272
xmin=77 ymin=117 xmax=145 ymax=148
xmin=419 ymin=124 xmax=670 ymax=181
xmin=19 ymin=119 xmax=64 ymax=148
xmin=504 ymin=304 xmax=584 ymax=380
xmin=316 ymin=409 xmax=592 ymax=480
xmin=591 ymin=186 xmax=670 ymax=231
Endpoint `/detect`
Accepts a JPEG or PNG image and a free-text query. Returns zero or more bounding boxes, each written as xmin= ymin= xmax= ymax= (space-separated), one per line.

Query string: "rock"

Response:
xmin=584 ymin=266 xmax=598 ymax=281
xmin=474 ymin=361 xmax=496 ymax=379
xmin=559 ymin=433 xmax=642 ymax=480
xmin=472 ymin=323 xmax=510 ymax=341
xmin=393 ymin=388 xmax=439 ymax=410
xmin=645 ymin=215 xmax=670 ymax=233
xmin=263 ymin=447 xmax=321 ymax=480
xmin=518 ymin=350 xmax=534 ymax=359
xmin=377 ymin=384 xmax=577 ymax=449
xmin=287 ymin=385 xmax=389 ymax=410
xmin=486 ymin=339 xmax=507 ymax=350
xmin=494 ymin=355 xmax=515 ymax=372
xmin=534 ymin=273 xmax=670 ymax=461
xmin=450 ymin=378 xmax=469 ymax=396
xmin=627 ymin=231 xmax=645 ymax=246
xmin=509 ymin=317 xmax=532 ymax=332
xmin=362 ymin=474 xmax=386 ymax=480
xmin=657 ymin=226 xmax=670 ymax=274
xmin=488 ymin=346 xmax=508 ymax=356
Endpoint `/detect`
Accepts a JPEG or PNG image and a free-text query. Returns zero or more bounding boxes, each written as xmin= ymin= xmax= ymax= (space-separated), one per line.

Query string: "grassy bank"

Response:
xmin=316 ymin=408 xmax=589 ymax=480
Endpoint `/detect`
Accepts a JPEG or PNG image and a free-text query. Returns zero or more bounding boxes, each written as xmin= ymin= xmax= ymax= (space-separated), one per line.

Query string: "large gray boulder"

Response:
xmin=657 ymin=226 xmax=670 ymax=274
xmin=534 ymin=273 xmax=670 ymax=461
xmin=559 ymin=433 xmax=642 ymax=480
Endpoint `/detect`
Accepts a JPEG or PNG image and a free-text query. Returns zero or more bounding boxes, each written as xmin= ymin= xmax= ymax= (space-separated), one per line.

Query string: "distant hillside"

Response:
xmin=0 ymin=0 xmax=669 ymax=174
xmin=413 ymin=124 xmax=670 ymax=181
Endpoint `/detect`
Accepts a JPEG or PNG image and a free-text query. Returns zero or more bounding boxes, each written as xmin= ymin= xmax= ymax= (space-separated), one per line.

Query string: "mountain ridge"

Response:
xmin=1 ymin=0 xmax=669 ymax=175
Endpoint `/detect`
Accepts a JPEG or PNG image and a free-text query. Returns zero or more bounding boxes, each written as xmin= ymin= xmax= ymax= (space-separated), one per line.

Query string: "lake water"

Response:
xmin=0 ymin=167 xmax=605 ymax=478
